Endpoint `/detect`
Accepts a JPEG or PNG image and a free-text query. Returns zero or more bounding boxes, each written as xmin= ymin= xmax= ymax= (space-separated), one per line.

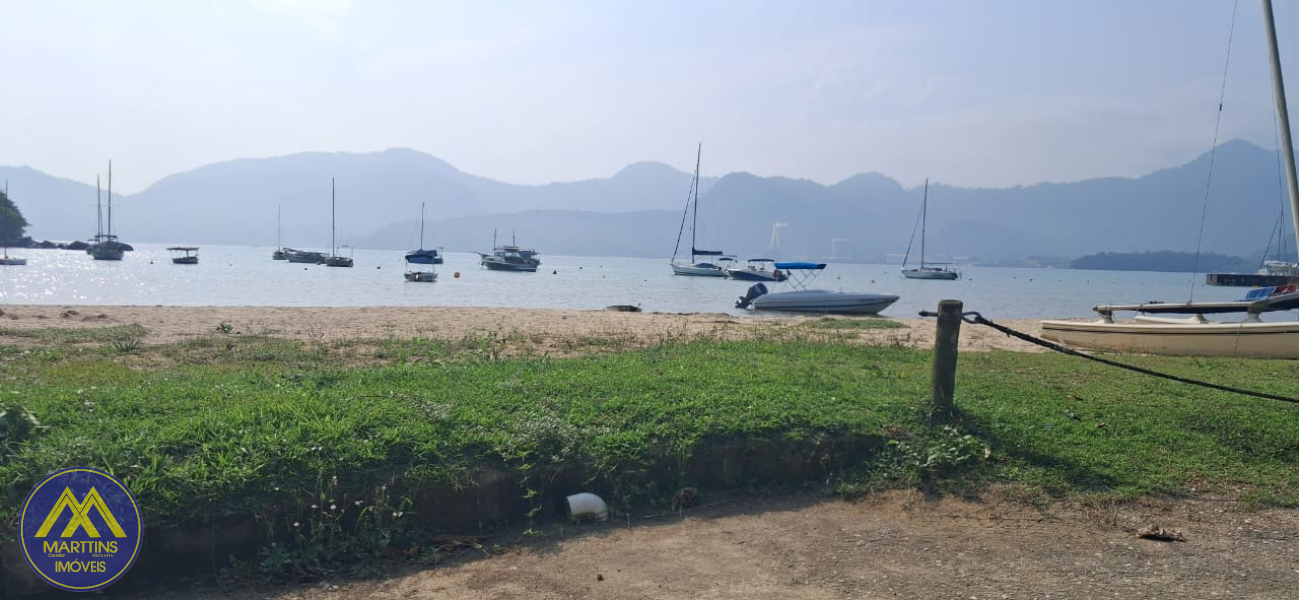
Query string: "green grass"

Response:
xmin=0 ymin=323 xmax=148 ymax=344
xmin=800 ymin=316 xmax=907 ymax=330
xmin=2 ymin=332 xmax=1297 ymax=572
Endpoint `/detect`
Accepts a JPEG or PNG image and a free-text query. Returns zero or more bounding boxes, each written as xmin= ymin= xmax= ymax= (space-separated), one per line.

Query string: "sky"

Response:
xmin=1 ymin=0 xmax=1297 ymax=194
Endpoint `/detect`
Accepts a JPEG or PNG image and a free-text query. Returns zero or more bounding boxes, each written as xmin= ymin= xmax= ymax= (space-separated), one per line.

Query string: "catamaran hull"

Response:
xmin=747 ymin=290 xmax=900 ymax=315
xmin=172 ymin=257 xmax=198 ymax=265
xmin=902 ymin=268 xmax=958 ymax=280
xmin=671 ymin=263 xmax=726 ymax=277
xmin=1039 ymin=319 xmax=1299 ymax=359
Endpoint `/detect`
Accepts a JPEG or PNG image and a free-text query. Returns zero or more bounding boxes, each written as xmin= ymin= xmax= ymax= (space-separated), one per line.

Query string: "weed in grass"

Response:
xmin=214 ymin=322 xmax=235 ymax=334
xmin=0 ymin=324 xmax=149 ymax=345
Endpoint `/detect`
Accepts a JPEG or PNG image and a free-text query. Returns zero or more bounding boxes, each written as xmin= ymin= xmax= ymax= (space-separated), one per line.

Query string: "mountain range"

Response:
xmin=2 ymin=139 xmax=1294 ymax=263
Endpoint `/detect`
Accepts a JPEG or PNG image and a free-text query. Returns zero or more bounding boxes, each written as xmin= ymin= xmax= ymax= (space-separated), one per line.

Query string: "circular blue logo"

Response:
xmin=20 ymin=467 xmax=142 ymax=592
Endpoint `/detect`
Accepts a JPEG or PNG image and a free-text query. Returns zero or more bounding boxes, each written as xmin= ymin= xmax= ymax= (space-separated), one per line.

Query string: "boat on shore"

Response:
xmin=735 ymin=262 xmax=899 ymax=315
xmin=1040 ymin=0 xmax=1299 ymax=359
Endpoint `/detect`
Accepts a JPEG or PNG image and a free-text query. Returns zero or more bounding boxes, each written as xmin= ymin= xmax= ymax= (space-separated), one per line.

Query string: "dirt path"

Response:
xmin=145 ymin=491 xmax=1298 ymax=599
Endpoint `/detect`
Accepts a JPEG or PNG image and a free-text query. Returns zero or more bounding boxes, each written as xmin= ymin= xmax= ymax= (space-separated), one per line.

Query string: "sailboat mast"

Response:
xmin=920 ymin=179 xmax=928 ymax=268
xmin=96 ymin=175 xmax=103 ymax=238
xmin=331 ymin=178 xmax=336 ymax=255
xmin=277 ymin=204 xmax=282 ymax=249
xmin=690 ymin=143 xmax=701 ymax=260
xmin=419 ymin=202 xmax=426 ymax=248
xmin=107 ymin=161 xmax=112 ymax=237
xmin=1261 ymin=0 xmax=1299 ymax=255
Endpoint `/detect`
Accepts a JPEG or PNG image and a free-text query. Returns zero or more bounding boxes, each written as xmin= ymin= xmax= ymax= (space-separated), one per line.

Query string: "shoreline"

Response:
xmin=0 ymin=304 xmax=1060 ymax=352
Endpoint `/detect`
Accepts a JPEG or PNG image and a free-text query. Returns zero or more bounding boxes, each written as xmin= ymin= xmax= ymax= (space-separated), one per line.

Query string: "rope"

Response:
xmin=928 ymin=310 xmax=1299 ymax=404
xmin=1189 ymin=0 xmax=1240 ymax=302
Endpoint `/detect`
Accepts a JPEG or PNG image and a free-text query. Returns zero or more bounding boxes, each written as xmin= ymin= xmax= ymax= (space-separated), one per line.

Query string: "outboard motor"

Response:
xmin=735 ymin=283 xmax=769 ymax=309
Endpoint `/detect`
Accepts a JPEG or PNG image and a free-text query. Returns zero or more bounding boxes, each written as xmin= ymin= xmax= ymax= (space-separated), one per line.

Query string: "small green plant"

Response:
xmin=112 ymin=333 xmax=143 ymax=353
xmin=0 ymin=402 xmax=44 ymax=459
xmin=214 ymin=323 xmax=235 ymax=334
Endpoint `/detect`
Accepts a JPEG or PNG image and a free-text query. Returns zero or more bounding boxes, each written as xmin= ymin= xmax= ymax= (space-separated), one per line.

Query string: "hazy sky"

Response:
xmin=2 ymin=0 xmax=1297 ymax=194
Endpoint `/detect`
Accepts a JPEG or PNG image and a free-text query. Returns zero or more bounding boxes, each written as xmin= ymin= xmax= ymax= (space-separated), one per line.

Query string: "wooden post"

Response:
xmin=930 ymin=299 xmax=963 ymax=423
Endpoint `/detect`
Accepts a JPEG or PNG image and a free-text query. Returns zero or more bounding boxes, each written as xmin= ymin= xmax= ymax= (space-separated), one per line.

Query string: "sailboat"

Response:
xmin=1 ymin=182 xmax=27 ymax=266
xmin=324 ymin=178 xmax=353 ymax=268
xmin=901 ymin=179 xmax=959 ymax=280
xmin=89 ymin=162 xmax=126 ymax=261
xmin=404 ymin=202 xmax=442 ymax=265
xmin=670 ymin=143 xmax=730 ymax=276
xmin=272 ymin=205 xmax=287 ymax=260
xmin=1040 ymin=0 xmax=1299 ymax=359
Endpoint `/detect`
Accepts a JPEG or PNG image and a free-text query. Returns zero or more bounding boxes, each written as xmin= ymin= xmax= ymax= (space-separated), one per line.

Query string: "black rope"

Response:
xmin=920 ymin=310 xmax=1299 ymax=404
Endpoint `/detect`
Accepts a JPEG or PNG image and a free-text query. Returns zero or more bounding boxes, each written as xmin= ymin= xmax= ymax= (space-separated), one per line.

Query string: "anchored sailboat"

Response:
xmin=89 ymin=161 xmax=126 ymax=261
xmin=670 ymin=143 xmax=730 ymax=276
xmin=324 ymin=178 xmax=353 ymax=268
xmin=901 ymin=179 xmax=959 ymax=280
xmin=405 ymin=202 xmax=442 ymax=265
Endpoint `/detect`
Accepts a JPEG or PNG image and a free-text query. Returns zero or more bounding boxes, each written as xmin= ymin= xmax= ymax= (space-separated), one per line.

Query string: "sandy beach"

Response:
xmin=0 ymin=304 xmax=1055 ymax=353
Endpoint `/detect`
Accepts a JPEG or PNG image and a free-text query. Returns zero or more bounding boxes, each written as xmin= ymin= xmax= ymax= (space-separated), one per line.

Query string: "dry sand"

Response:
xmin=0 ymin=304 xmax=1055 ymax=352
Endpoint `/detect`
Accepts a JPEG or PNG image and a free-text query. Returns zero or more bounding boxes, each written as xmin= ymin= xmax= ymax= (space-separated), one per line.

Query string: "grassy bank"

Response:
xmin=2 ymin=325 xmax=1297 ymax=575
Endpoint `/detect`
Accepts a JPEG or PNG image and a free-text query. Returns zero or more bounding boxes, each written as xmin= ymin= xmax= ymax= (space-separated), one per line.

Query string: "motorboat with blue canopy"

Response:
xmin=735 ymin=262 xmax=899 ymax=315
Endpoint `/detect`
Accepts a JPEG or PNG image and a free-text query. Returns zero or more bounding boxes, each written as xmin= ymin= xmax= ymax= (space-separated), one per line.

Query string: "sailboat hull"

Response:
xmin=671 ymin=262 xmax=727 ymax=276
xmin=0 ymin=258 xmax=27 ymax=266
xmin=1040 ymin=318 xmax=1299 ymax=359
xmin=902 ymin=267 xmax=959 ymax=280
xmin=404 ymin=271 xmax=438 ymax=282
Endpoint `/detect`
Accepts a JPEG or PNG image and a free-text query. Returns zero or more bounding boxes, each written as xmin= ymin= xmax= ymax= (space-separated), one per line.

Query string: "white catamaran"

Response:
xmin=1040 ymin=0 xmax=1299 ymax=359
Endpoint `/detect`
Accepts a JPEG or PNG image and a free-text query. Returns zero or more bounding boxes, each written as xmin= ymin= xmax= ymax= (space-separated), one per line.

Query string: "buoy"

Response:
xmin=553 ymin=270 xmax=557 ymax=274
xmin=454 ymin=271 xmax=460 ymax=278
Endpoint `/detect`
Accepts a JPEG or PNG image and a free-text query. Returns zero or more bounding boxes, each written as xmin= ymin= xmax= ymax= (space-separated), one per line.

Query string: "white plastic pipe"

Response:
xmin=565 ymin=492 xmax=609 ymax=521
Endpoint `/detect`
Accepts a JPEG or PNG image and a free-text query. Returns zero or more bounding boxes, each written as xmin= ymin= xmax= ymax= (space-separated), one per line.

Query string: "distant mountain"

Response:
xmin=1 ymin=140 xmax=1293 ymax=263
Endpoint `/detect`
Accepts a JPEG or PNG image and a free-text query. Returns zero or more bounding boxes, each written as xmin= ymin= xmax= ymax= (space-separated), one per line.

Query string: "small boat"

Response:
xmin=1041 ymin=0 xmax=1299 ymax=359
xmin=404 ymin=269 xmax=438 ymax=282
xmin=735 ymin=262 xmax=900 ymax=315
xmin=1 ymin=182 xmax=26 ymax=266
xmin=725 ymin=258 xmax=788 ymax=282
xmin=89 ymin=163 xmax=127 ymax=261
xmin=324 ymin=178 xmax=353 ymax=268
xmin=285 ymin=249 xmax=326 ymax=263
xmin=167 ymin=246 xmax=199 ymax=264
xmin=670 ymin=143 xmax=729 ymax=277
xmin=404 ymin=202 xmax=442 ymax=265
xmin=1040 ymin=286 xmax=1299 ymax=359
xmin=480 ymin=230 xmax=540 ymax=272
xmin=901 ymin=180 xmax=959 ymax=280
xmin=272 ymin=205 xmax=287 ymax=260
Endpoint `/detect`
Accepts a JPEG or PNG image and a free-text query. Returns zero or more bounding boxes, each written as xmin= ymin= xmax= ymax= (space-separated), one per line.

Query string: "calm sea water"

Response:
xmin=0 ymin=244 xmax=1271 ymax=320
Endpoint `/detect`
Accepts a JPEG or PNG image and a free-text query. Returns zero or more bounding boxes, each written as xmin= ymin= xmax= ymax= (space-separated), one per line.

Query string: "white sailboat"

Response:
xmin=272 ymin=205 xmax=287 ymax=260
xmin=324 ymin=178 xmax=353 ymax=268
xmin=0 ymin=181 xmax=26 ymax=266
xmin=670 ymin=143 xmax=730 ymax=276
xmin=901 ymin=179 xmax=959 ymax=280
xmin=1040 ymin=0 xmax=1299 ymax=359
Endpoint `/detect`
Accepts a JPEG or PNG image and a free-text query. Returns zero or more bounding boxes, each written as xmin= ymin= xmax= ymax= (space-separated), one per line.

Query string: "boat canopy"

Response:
xmin=774 ymin=262 xmax=826 ymax=270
